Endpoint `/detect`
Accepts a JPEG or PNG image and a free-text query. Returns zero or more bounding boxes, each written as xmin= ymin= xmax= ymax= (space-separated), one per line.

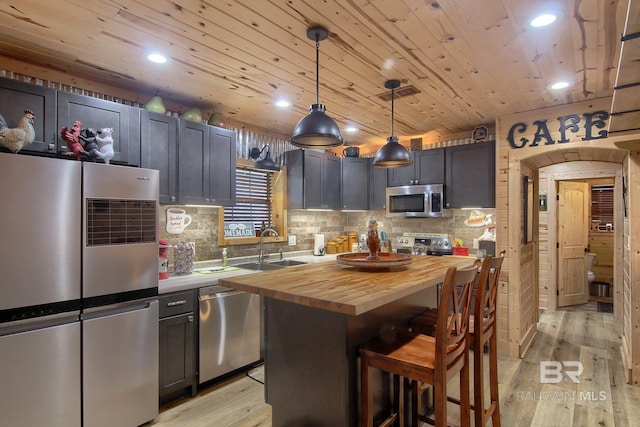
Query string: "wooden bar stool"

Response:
xmin=411 ymin=253 xmax=505 ymax=427
xmin=359 ymin=266 xmax=477 ymax=427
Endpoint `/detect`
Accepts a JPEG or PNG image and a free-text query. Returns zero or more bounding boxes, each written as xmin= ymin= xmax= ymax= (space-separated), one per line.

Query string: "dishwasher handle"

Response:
xmin=198 ymin=289 xmax=246 ymax=302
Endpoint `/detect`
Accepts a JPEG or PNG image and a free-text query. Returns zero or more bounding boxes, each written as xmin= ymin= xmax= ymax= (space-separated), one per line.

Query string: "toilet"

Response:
xmin=587 ymin=253 xmax=597 ymax=284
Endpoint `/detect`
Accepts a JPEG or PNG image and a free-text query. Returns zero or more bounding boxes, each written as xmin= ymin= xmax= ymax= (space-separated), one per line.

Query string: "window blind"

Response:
xmin=224 ymin=167 xmax=272 ymax=233
xmin=591 ymin=185 xmax=614 ymax=227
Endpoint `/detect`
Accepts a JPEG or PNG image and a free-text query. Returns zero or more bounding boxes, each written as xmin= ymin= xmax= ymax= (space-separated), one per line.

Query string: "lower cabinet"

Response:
xmin=159 ymin=290 xmax=197 ymax=404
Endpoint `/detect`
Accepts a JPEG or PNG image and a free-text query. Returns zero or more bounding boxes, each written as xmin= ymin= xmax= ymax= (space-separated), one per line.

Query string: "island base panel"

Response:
xmin=264 ymin=285 xmax=438 ymax=426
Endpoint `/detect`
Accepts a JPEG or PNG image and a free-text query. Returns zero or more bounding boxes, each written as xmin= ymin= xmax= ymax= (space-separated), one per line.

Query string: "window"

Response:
xmin=218 ymin=159 xmax=287 ymax=246
xmin=591 ymin=185 xmax=613 ymax=231
xmin=224 ymin=167 xmax=272 ymax=234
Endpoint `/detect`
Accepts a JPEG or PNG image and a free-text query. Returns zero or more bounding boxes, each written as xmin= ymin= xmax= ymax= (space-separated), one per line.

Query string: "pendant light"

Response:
xmin=291 ymin=26 xmax=344 ymax=149
xmin=373 ymin=79 xmax=412 ymax=168
xmin=250 ymin=146 xmax=280 ymax=172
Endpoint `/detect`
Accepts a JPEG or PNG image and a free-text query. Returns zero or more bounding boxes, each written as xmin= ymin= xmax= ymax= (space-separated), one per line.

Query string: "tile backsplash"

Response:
xmin=159 ymin=205 xmax=496 ymax=262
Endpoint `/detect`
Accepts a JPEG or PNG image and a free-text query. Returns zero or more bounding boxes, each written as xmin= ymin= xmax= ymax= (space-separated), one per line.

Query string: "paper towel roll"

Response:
xmin=314 ymin=234 xmax=325 ymax=256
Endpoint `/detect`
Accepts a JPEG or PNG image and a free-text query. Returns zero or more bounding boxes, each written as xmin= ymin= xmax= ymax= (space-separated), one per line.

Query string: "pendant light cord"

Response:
xmin=315 ymin=36 xmax=320 ymax=105
xmin=391 ymin=87 xmax=395 ymax=137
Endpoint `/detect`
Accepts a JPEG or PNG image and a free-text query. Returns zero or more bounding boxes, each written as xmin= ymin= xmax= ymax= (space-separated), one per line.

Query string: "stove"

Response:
xmin=396 ymin=232 xmax=453 ymax=256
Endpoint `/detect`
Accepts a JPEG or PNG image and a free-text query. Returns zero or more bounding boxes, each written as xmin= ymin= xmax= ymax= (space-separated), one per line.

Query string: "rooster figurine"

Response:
xmin=0 ymin=109 xmax=36 ymax=153
xmin=61 ymin=120 xmax=87 ymax=160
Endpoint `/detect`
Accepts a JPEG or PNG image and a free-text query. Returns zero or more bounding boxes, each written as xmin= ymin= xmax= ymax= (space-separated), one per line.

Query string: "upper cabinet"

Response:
xmin=285 ymin=149 xmax=340 ymax=210
xmin=140 ymin=111 xmax=178 ymax=204
xmin=445 ymin=141 xmax=495 ymax=208
xmin=177 ymin=120 xmax=236 ymax=207
xmin=368 ymin=158 xmax=387 ymax=211
xmin=341 ymin=157 xmax=369 ymax=210
xmin=0 ymin=77 xmax=56 ymax=154
xmin=387 ymin=148 xmax=445 ymax=187
xmin=57 ymin=92 xmax=140 ymax=166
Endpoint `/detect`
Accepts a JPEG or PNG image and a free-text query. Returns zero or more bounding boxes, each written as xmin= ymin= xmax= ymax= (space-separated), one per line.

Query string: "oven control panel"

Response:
xmin=396 ymin=233 xmax=452 ymax=255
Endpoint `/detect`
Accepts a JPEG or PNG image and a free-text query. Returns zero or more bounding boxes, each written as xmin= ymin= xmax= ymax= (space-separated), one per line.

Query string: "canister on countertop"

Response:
xmin=158 ymin=239 xmax=171 ymax=280
xmin=348 ymin=232 xmax=357 ymax=251
xmin=326 ymin=241 xmax=337 ymax=254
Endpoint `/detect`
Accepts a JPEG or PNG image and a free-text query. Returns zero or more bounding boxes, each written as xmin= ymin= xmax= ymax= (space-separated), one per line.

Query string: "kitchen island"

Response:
xmin=219 ymin=255 xmax=475 ymax=426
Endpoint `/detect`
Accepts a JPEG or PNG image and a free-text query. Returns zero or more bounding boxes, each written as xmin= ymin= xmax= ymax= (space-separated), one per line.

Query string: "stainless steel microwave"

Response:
xmin=386 ymin=184 xmax=445 ymax=217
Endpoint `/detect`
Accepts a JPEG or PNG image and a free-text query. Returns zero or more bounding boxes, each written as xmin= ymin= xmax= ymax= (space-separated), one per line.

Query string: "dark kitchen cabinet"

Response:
xmin=369 ymin=158 xmax=388 ymax=210
xmin=57 ymin=91 xmax=140 ymax=166
xmin=159 ymin=290 xmax=196 ymax=404
xmin=177 ymin=120 xmax=236 ymax=206
xmin=341 ymin=157 xmax=369 ymax=210
xmin=285 ymin=149 xmax=340 ymax=210
xmin=140 ymin=111 xmax=178 ymax=204
xmin=387 ymin=148 xmax=445 ymax=187
xmin=445 ymin=140 xmax=495 ymax=208
xmin=0 ymin=77 xmax=56 ymax=154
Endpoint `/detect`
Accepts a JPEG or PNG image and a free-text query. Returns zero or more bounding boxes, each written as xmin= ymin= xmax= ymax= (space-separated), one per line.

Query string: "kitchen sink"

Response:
xmin=235 ymin=262 xmax=282 ymax=271
xmin=269 ymin=259 xmax=307 ymax=267
xmin=235 ymin=259 xmax=307 ymax=271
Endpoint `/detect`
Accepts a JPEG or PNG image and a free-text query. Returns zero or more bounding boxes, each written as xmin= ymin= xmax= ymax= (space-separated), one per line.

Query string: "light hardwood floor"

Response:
xmin=148 ymin=304 xmax=640 ymax=426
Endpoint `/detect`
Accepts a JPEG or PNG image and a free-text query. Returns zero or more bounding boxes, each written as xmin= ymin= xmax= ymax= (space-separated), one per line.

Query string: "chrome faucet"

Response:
xmin=259 ymin=227 xmax=279 ymax=264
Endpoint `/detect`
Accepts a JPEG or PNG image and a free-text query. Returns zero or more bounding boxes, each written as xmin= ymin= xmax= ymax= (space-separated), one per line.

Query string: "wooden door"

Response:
xmin=558 ymin=181 xmax=590 ymax=307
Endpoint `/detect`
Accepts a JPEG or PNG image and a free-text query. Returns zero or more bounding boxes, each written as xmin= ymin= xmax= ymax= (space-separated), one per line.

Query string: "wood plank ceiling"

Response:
xmin=610 ymin=0 xmax=640 ymax=144
xmin=0 ymin=0 xmax=630 ymax=149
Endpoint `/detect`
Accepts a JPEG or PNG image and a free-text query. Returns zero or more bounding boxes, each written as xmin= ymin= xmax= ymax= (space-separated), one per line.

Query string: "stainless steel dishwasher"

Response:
xmin=198 ymin=285 xmax=261 ymax=383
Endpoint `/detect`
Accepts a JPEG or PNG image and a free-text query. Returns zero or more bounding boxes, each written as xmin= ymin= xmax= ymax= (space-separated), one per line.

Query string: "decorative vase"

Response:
xmin=182 ymin=107 xmax=203 ymax=123
xmin=366 ymin=216 xmax=381 ymax=260
xmin=207 ymin=112 xmax=221 ymax=126
xmin=144 ymin=96 xmax=166 ymax=114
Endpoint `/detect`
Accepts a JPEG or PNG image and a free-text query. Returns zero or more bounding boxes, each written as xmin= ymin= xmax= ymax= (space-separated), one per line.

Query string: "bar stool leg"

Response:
xmin=489 ymin=333 xmax=501 ymax=426
xmin=361 ymin=357 xmax=373 ymax=427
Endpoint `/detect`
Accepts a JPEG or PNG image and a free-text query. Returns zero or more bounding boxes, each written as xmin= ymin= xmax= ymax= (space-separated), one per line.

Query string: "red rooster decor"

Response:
xmin=61 ymin=120 xmax=87 ymax=160
xmin=0 ymin=109 xmax=36 ymax=153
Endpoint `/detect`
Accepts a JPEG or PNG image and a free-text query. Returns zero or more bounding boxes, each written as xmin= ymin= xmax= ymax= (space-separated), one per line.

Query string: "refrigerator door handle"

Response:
xmin=81 ymin=298 xmax=155 ymax=320
xmin=0 ymin=313 xmax=80 ymax=337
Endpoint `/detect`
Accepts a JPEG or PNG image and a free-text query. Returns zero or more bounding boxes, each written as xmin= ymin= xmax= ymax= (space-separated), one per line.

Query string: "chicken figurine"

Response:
xmin=61 ymin=120 xmax=87 ymax=160
xmin=83 ymin=127 xmax=115 ymax=164
xmin=0 ymin=109 xmax=36 ymax=153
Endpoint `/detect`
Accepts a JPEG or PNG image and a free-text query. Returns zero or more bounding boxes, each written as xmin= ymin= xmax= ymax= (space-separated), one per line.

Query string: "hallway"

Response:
xmin=498 ymin=304 xmax=640 ymax=426
xmin=150 ymin=305 xmax=640 ymax=426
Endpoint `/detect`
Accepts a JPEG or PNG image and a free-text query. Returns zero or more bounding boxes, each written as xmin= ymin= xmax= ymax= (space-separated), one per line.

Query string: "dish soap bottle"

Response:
xmin=222 ymin=248 xmax=228 ymax=267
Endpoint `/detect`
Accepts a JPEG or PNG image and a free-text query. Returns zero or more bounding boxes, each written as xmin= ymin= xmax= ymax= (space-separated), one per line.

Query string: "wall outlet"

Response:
xmin=288 ymin=235 xmax=296 ymax=246
xmin=473 ymin=238 xmax=479 ymax=249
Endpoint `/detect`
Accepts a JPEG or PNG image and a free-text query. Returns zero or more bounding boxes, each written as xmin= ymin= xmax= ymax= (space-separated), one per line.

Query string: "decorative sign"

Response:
xmin=224 ymin=222 xmax=256 ymax=238
xmin=507 ymin=111 xmax=609 ymax=149
xmin=472 ymin=126 xmax=488 ymax=142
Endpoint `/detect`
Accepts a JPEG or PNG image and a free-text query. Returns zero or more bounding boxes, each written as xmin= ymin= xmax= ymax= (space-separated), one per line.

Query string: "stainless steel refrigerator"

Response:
xmin=0 ymin=153 xmax=159 ymax=427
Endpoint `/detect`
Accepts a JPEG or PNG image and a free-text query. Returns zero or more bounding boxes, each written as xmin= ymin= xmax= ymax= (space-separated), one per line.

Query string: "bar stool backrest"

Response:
xmin=475 ymin=253 xmax=505 ymax=336
xmin=436 ymin=266 xmax=479 ymax=373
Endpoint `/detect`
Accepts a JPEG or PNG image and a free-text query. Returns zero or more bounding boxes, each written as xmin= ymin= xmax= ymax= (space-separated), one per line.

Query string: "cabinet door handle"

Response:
xmin=167 ymin=300 xmax=187 ymax=307
xmin=187 ymin=315 xmax=194 ymax=323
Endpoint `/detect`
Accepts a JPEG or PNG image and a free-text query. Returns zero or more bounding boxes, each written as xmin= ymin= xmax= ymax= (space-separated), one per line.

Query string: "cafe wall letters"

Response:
xmin=507 ymin=110 xmax=609 ymax=149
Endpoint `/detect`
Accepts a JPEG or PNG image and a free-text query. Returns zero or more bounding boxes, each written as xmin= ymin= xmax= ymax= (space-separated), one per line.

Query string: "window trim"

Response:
xmin=217 ymin=159 xmax=287 ymax=246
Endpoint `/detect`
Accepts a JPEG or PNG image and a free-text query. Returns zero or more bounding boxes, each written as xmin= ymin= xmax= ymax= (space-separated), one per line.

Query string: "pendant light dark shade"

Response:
xmin=373 ymin=79 xmax=412 ymax=168
xmin=291 ymin=26 xmax=343 ymax=148
xmin=250 ymin=146 xmax=280 ymax=171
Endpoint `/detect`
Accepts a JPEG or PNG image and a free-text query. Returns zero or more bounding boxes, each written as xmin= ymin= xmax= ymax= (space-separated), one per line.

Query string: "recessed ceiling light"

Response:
xmin=275 ymin=100 xmax=290 ymax=108
xmin=530 ymin=13 xmax=558 ymax=28
xmin=345 ymin=126 xmax=358 ymax=133
xmin=549 ymin=81 xmax=571 ymax=90
xmin=147 ymin=52 xmax=168 ymax=64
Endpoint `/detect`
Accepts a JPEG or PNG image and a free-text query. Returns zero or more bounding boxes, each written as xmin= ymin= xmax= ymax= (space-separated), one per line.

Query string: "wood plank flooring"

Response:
xmin=148 ymin=304 xmax=640 ymax=426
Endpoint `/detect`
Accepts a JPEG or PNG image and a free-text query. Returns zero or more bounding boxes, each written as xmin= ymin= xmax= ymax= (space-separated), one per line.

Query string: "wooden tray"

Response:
xmin=336 ymin=252 xmax=412 ymax=269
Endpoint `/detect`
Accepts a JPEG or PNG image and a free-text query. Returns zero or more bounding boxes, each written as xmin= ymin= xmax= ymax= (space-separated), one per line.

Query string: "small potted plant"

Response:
xmin=452 ymin=237 xmax=469 ymax=256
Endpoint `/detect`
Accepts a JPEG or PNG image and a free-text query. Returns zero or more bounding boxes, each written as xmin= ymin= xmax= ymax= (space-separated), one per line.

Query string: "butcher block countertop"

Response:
xmin=219 ymin=255 xmax=476 ymax=316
